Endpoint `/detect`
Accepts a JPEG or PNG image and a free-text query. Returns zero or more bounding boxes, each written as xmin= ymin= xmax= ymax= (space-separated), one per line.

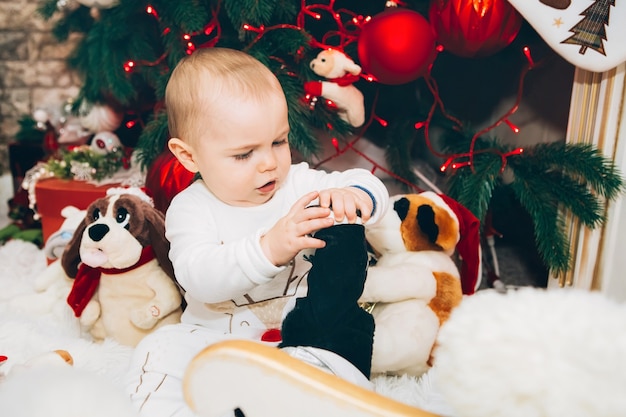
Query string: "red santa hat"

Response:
xmin=437 ymin=194 xmax=482 ymax=295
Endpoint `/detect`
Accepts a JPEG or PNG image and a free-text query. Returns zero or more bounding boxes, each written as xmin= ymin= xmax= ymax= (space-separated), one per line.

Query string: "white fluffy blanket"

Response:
xmin=3 ymin=235 xmax=624 ymax=417
xmin=0 ymin=239 xmax=451 ymax=416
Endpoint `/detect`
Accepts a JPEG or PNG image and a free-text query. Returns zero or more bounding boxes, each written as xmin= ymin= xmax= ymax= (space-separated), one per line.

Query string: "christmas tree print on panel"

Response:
xmin=561 ymin=0 xmax=615 ymax=55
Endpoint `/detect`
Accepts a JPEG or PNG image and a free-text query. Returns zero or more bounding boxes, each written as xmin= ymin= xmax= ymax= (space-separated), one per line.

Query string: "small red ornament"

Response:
xmin=144 ymin=149 xmax=195 ymax=214
xmin=357 ymin=8 xmax=437 ymax=85
xmin=429 ymin=0 xmax=523 ymax=58
xmin=261 ymin=328 xmax=282 ymax=343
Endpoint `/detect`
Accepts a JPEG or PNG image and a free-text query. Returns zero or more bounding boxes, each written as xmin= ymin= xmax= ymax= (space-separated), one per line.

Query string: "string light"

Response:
xmin=523 ymin=46 xmax=535 ymax=68
xmin=146 ymin=5 xmax=157 ymax=17
xmin=123 ymin=60 xmax=135 ymax=72
xmin=451 ymin=161 xmax=471 ymax=169
xmin=440 ymin=157 xmax=454 ymax=172
xmin=325 ymin=99 xmax=338 ymax=110
xmin=374 ymin=115 xmax=388 ymax=127
xmin=504 ymin=148 xmax=524 ymax=157
xmin=331 ymin=137 xmax=340 ymax=153
xmin=504 ymin=119 xmax=520 ymax=133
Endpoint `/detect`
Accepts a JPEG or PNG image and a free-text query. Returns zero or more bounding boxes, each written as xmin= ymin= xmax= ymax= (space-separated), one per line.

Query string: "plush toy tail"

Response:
xmin=279 ymin=224 xmax=374 ymax=378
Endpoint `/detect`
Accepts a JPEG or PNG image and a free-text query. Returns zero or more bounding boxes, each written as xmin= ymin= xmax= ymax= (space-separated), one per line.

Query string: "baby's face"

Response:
xmin=192 ymin=92 xmax=292 ymax=206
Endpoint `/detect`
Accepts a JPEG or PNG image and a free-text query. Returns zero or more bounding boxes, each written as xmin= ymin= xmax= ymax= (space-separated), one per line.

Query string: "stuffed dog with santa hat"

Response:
xmin=360 ymin=192 xmax=481 ymax=377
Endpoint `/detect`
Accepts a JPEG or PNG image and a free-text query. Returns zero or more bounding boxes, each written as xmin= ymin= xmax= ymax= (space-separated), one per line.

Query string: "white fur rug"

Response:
xmin=0 ymin=238 xmax=453 ymax=416
xmin=2 ymin=236 xmax=626 ymax=417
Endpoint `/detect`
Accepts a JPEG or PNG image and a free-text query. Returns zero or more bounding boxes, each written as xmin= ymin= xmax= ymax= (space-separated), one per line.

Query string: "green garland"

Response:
xmin=44 ymin=146 xmax=126 ymax=181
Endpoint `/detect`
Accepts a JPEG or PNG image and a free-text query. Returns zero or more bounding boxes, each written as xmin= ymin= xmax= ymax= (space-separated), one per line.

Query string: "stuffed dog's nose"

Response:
xmin=88 ymin=223 xmax=109 ymax=242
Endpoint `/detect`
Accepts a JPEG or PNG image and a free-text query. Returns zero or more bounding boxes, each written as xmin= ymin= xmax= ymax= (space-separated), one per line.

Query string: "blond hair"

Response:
xmin=165 ymin=47 xmax=284 ymax=142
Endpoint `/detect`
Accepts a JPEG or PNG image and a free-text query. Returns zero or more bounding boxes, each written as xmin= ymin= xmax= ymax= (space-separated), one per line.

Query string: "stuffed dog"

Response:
xmin=304 ymin=49 xmax=365 ymax=127
xmin=62 ymin=188 xmax=183 ymax=347
xmin=360 ymin=192 xmax=480 ymax=377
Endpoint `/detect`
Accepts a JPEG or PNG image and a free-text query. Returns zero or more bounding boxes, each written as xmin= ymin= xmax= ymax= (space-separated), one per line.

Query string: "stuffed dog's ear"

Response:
xmin=417 ymin=204 xmax=439 ymax=244
xmin=143 ymin=205 xmax=175 ymax=280
xmin=61 ymin=217 xmax=88 ymax=278
xmin=393 ymin=197 xmax=410 ymax=221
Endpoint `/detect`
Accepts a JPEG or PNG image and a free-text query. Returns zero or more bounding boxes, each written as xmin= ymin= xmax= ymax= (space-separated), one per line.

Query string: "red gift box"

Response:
xmin=35 ymin=178 xmax=121 ymax=245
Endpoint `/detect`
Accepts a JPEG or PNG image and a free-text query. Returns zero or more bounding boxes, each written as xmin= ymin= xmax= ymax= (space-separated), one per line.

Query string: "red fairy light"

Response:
xmin=243 ymin=23 xmax=265 ymax=33
xmin=204 ymin=23 xmax=216 ymax=35
xmin=504 ymin=148 xmax=524 ymax=157
xmin=331 ymin=137 xmax=340 ymax=152
xmin=125 ymin=120 xmax=136 ymax=129
xmin=504 ymin=119 xmax=520 ymax=133
xmin=451 ymin=161 xmax=471 ymax=169
xmin=414 ymin=121 xmax=426 ymax=130
xmin=123 ymin=61 xmax=135 ymax=72
xmin=374 ymin=115 xmax=388 ymax=127
xmin=302 ymin=8 xmax=322 ymax=20
xmin=523 ymin=46 xmax=535 ymax=68
xmin=146 ymin=5 xmax=157 ymax=17
xmin=440 ymin=157 xmax=454 ymax=172
xmin=325 ymin=99 xmax=338 ymax=110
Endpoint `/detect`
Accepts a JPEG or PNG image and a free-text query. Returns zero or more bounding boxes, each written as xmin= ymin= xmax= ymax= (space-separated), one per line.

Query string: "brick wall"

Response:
xmin=0 ymin=0 xmax=81 ymax=173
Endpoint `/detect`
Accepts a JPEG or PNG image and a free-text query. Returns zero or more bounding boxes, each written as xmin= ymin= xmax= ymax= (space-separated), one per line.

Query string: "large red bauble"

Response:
xmin=429 ymin=0 xmax=523 ymax=58
xmin=144 ymin=149 xmax=195 ymax=214
xmin=358 ymin=8 xmax=437 ymax=85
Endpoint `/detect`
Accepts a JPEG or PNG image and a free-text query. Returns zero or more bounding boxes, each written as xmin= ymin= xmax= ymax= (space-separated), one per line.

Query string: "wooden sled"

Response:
xmin=184 ymin=340 xmax=441 ymax=417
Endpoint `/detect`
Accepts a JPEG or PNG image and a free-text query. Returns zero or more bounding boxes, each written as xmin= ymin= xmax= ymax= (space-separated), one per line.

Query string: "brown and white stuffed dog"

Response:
xmin=359 ymin=192 xmax=480 ymax=377
xmin=62 ymin=189 xmax=183 ymax=347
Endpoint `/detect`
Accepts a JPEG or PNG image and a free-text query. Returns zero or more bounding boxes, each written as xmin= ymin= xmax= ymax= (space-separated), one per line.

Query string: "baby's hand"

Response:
xmin=318 ymin=187 xmax=374 ymax=224
xmin=260 ymin=191 xmax=334 ymax=266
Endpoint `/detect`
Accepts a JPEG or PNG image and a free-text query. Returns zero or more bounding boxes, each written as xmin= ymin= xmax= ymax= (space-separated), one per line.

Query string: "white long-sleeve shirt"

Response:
xmin=165 ymin=162 xmax=389 ymax=339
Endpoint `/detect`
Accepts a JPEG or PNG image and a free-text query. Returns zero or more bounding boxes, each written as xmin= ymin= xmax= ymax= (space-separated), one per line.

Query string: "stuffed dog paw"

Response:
xmin=62 ymin=188 xmax=183 ymax=346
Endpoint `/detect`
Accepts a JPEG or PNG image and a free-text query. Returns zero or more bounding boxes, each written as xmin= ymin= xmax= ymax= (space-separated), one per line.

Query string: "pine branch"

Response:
xmin=135 ymin=111 xmax=169 ymax=168
xmin=513 ymin=164 xmax=604 ymax=228
xmin=224 ymin=0 xmax=278 ymax=28
xmin=522 ymin=142 xmax=623 ymax=200
xmin=446 ymin=151 xmax=501 ymax=222
xmin=508 ymin=171 xmax=571 ymax=273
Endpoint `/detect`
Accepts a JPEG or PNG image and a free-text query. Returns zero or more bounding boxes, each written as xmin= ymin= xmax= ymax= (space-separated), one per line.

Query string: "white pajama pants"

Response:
xmin=124 ymin=323 xmax=372 ymax=417
xmin=124 ymin=323 xmax=255 ymax=417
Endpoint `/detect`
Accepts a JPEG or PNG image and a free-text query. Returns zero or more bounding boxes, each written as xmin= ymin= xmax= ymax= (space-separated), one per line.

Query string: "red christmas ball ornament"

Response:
xmin=429 ymin=0 xmax=523 ymax=58
xmin=145 ymin=149 xmax=195 ymax=214
xmin=358 ymin=8 xmax=437 ymax=85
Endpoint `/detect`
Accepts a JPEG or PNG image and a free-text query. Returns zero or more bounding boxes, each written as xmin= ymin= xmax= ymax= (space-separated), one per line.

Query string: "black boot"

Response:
xmin=279 ymin=224 xmax=375 ymax=378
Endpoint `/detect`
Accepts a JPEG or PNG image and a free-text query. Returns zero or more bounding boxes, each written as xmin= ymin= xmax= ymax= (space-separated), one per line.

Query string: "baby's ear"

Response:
xmin=168 ymin=138 xmax=198 ymax=173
